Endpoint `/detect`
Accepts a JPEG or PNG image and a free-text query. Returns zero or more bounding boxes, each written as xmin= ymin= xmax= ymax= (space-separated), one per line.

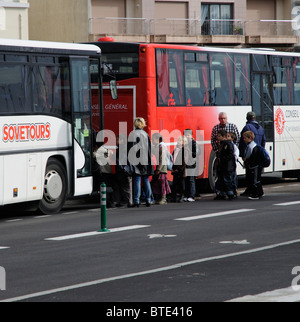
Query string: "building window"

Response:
xmin=201 ymin=4 xmax=233 ymax=35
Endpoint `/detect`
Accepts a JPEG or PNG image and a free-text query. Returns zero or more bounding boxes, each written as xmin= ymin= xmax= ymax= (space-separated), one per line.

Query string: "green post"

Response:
xmin=99 ymin=182 xmax=109 ymax=232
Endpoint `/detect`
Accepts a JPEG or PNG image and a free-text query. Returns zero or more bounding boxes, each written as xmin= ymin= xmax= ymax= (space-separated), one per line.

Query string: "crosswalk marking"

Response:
xmin=274 ymin=201 xmax=300 ymax=206
xmin=175 ymin=209 xmax=255 ymax=221
xmin=44 ymin=225 xmax=151 ymax=241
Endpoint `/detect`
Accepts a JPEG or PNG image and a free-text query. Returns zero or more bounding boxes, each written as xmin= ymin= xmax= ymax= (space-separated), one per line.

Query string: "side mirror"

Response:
xmin=110 ymin=80 xmax=118 ymax=100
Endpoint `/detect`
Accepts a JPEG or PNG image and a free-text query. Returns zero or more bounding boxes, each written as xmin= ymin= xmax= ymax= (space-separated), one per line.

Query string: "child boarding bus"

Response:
xmin=92 ymin=40 xmax=300 ymax=189
xmin=0 ymin=39 xmax=108 ymax=215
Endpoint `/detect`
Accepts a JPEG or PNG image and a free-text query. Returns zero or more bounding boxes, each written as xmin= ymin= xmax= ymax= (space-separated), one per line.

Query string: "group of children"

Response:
xmin=151 ymin=128 xmax=199 ymax=205
xmin=94 ymin=115 xmax=264 ymax=207
xmin=214 ymin=130 xmax=264 ymax=201
xmin=94 ymin=125 xmax=199 ymax=207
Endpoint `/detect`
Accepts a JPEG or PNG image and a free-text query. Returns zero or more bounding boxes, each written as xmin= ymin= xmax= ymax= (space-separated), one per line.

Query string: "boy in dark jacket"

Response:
xmin=239 ymin=112 xmax=266 ymax=196
xmin=215 ymin=130 xmax=236 ymax=200
xmin=243 ymin=131 xmax=264 ymax=200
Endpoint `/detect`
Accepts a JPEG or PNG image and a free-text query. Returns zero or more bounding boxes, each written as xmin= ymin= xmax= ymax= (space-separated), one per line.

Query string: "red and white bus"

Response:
xmin=0 ymin=39 xmax=104 ymax=214
xmin=93 ymin=41 xmax=300 ymax=188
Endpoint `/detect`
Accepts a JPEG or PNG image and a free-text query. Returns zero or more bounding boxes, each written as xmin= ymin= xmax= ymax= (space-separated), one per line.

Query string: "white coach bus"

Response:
xmin=0 ymin=39 xmax=104 ymax=214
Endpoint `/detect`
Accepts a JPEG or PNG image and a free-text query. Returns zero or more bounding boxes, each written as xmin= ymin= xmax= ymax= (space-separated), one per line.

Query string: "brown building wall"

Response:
xmin=28 ymin=0 xmax=89 ymax=43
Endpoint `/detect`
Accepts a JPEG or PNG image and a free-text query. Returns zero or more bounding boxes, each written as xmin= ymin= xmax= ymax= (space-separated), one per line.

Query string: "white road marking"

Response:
xmin=34 ymin=215 xmax=52 ymax=219
xmin=0 ymin=247 xmax=9 ymax=250
xmin=3 ymin=239 xmax=300 ymax=302
xmin=148 ymin=234 xmax=177 ymax=239
xmin=228 ymin=287 xmax=300 ymax=302
xmin=44 ymin=225 xmax=151 ymax=241
xmin=220 ymin=240 xmax=250 ymax=245
xmin=274 ymin=201 xmax=300 ymax=206
xmin=61 ymin=211 xmax=79 ymax=215
xmin=175 ymin=209 xmax=255 ymax=221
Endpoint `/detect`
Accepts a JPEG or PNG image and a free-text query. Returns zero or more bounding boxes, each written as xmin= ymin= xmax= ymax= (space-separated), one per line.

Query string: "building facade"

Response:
xmin=90 ymin=0 xmax=298 ymax=49
xmin=0 ymin=0 xmax=29 ymax=40
xmin=28 ymin=0 xmax=89 ymax=43
xmin=25 ymin=0 xmax=300 ymax=49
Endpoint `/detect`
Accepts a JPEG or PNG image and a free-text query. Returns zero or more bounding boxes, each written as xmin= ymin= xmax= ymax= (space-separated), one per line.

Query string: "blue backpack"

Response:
xmin=256 ymin=145 xmax=271 ymax=168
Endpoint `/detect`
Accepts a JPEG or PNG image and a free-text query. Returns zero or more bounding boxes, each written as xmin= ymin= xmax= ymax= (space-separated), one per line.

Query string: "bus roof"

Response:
xmin=95 ymin=41 xmax=300 ymax=57
xmin=0 ymin=39 xmax=101 ymax=56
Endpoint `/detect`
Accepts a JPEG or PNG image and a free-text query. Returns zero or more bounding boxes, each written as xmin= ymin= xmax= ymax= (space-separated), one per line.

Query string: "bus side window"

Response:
xmin=33 ymin=65 xmax=66 ymax=117
xmin=273 ymin=56 xmax=293 ymax=106
xmin=234 ymin=55 xmax=251 ymax=106
xmin=169 ymin=51 xmax=184 ymax=106
xmin=210 ymin=53 xmax=234 ymax=106
xmin=294 ymin=58 xmax=300 ymax=105
xmin=185 ymin=63 xmax=209 ymax=106
xmin=0 ymin=64 xmax=31 ymax=114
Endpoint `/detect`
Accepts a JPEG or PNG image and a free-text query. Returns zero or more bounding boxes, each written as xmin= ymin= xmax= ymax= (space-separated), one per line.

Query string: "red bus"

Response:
xmin=91 ymin=41 xmax=300 ymax=188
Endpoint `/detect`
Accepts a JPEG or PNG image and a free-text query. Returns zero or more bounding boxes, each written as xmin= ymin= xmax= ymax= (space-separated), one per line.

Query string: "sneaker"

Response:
xmin=157 ymin=196 xmax=167 ymax=205
xmin=248 ymin=196 xmax=260 ymax=200
xmin=187 ymin=198 xmax=195 ymax=202
xmin=183 ymin=197 xmax=188 ymax=202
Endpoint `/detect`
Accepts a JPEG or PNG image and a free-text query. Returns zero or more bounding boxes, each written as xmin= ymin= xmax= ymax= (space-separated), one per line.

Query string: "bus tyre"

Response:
xmin=39 ymin=159 xmax=67 ymax=215
xmin=208 ymin=150 xmax=218 ymax=191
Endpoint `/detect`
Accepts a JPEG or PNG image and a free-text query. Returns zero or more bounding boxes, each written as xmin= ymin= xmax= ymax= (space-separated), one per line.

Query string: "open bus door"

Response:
xmin=70 ymin=58 xmax=94 ymax=197
xmin=251 ymin=73 xmax=274 ymax=172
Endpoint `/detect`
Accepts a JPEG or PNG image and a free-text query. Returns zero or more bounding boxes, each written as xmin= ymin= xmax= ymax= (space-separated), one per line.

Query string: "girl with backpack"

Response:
xmin=151 ymin=133 xmax=171 ymax=205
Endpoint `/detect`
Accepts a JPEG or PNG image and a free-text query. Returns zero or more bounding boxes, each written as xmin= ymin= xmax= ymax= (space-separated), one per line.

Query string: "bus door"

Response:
xmin=251 ymin=72 xmax=274 ymax=171
xmin=70 ymin=57 xmax=93 ymax=196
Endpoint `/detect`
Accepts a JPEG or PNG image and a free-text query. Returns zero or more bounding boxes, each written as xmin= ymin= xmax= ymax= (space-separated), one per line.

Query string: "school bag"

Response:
xmin=256 ymin=145 xmax=271 ymax=168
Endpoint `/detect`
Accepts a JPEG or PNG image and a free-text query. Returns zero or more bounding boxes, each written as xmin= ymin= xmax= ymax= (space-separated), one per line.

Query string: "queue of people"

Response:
xmin=94 ymin=112 xmax=267 ymax=208
xmin=211 ymin=111 xmax=267 ymax=201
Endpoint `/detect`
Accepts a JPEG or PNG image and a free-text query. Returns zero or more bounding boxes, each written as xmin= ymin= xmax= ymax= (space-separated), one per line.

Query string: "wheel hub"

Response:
xmin=44 ymin=170 xmax=63 ymax=203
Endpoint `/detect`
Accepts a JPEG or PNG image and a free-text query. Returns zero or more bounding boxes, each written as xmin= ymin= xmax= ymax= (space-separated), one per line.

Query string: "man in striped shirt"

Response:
xmin=211 ymin=112 xmax=240 ymax=153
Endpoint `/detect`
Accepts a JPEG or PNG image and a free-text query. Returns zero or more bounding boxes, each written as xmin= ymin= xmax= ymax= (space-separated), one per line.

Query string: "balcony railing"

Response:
xmin=89 ymin=18 xmax=299 ymax=44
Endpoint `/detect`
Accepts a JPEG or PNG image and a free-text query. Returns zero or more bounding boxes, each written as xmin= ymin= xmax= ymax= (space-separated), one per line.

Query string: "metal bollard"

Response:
xmin=99 ymin=182 xmax=109 ymax=232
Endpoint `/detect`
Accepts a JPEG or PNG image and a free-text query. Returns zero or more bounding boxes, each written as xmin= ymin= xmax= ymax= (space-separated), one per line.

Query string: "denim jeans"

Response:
xmin=185 ymin=176 xmax=196 ymax=199
xmin=219 ymin=171 xmax=235 ymax=197
xmin=133 ymin=175 xmax=152 ymax=205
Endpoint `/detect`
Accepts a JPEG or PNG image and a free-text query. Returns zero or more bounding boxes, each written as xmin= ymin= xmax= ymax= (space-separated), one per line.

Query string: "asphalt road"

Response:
xmin=0 ymin=175 xmax=300 ymax=306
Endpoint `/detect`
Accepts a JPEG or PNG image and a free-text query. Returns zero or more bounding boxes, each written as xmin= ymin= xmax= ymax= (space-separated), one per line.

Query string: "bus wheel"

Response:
xmin=39 ymin=159 xmax=67 ymax=215
xmin=208 ymin=150 xmax=218 ymax=191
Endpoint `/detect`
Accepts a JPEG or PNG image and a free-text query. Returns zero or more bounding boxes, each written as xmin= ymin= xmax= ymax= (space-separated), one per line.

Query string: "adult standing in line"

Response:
xmin=128 ymin=117 xmax=154 ymax=207
xmin=239 ymin=112 xmax=266 ymax=196
xmin=239 ymin=111 xmax=266 ymax=157
xmin=211 ymin=112 xmax=240 ymax=153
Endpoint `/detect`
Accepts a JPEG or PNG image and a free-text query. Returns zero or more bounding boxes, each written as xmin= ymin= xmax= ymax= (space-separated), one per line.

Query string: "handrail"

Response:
xmin=89 ymin=17 xmax=298 ymax=38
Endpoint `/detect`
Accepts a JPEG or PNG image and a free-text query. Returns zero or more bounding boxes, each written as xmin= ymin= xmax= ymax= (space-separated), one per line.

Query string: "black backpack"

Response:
xmin=256 ymin=145 xmax=271 ymax=168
